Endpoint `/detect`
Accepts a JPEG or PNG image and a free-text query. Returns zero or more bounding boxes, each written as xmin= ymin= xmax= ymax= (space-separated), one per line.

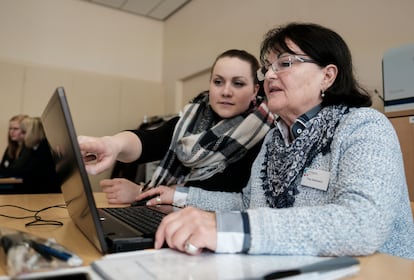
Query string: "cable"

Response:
xmin=27 ymin=204 xmax=67 ymax=227
xmin=0 ymin=204 xmax=67 ymax=227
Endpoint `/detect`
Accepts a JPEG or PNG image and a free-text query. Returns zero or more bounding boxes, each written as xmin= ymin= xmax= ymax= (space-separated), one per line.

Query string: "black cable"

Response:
xmin=27 ymin=204 xmax=67 ymax=227
xmin=0 ymin=204 xmax=67 ymax=227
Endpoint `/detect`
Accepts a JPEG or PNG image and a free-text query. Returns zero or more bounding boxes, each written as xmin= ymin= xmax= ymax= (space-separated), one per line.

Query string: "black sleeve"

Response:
xmin=20 ymin=140 xmax=61 ymax=193
xmin=131 ymin=116 xmax=180 ymax=164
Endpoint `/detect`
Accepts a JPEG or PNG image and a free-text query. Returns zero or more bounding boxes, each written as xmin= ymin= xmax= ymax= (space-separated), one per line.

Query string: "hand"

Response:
xmin=135 ymin=185 xmax=176 ymax=206
xmin=154 ymin=207 xmax=217 ymax=255
xmin=78 ymin=135 xmax=119 ymax=175
xmin=100 ymin=178 xmax=143 ymax=204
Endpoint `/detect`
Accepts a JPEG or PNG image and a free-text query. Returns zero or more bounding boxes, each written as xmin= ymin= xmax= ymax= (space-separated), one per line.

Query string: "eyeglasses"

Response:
xmin=257 ymin=54 xmax=316 ymax=81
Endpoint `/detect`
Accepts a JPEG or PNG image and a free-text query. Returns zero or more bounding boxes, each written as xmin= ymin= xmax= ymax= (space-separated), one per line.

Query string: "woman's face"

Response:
xmin=209 ymin=57 xmax=258 ymax=119
xmin=263 ymin=40 xmax=333 ymax=126
xmin=9 ymin=120 xmax=25 ymax=142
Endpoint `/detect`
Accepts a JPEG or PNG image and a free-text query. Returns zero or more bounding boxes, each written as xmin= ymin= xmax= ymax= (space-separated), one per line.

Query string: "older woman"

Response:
xmin=142 ymin=22 xmax=414 ymax=260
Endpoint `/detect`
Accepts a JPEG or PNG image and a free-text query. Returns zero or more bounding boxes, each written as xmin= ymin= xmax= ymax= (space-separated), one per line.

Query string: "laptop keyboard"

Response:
xmin=102 ymin=207 xmax=165 ymax=235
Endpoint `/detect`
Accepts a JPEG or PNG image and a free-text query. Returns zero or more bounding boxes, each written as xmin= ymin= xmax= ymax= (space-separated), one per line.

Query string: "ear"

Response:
xmin=252 ymin=83 xmax=260 ymax=101
xmin=322 ymin=64 xmax=338 ymax=90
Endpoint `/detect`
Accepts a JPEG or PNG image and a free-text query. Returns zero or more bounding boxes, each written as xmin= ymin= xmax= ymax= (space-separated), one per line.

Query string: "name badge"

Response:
xmin=300 ymin=168 xmax=330 ymax=191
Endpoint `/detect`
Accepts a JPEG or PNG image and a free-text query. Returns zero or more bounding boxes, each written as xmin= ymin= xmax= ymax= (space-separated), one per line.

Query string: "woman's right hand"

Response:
xmin=78 ymin=135 xmax=119 ymax=175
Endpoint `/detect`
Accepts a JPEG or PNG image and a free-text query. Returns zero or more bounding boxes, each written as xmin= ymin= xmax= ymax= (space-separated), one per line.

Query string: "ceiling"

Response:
xmin=82 ymin=0 xmax=191 ymax=21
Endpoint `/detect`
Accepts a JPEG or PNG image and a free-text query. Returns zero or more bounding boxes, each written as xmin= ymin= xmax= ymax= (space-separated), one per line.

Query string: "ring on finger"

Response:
xmin=184 ymin=241 xmax=199 ymax=255
xmin=156 ymin=196 xmax=162 ymax=203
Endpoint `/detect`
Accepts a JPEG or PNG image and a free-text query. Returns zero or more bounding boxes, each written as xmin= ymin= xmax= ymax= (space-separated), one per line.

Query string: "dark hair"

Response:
xmin=211 ymin=49 xmax=260 ymax=85
xmin=260 ymin=22 xmax=372 ymax=107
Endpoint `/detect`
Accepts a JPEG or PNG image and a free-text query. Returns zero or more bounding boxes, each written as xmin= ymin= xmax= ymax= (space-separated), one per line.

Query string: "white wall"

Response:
xmin=0 ymin=0 xmax=163 ymax=81
xmin=0 ymin=0 xmax=165 ymax=189
xmin=163 ymin=0 xmax=414 ymax=113
xmin=0 ymin=0 xmax=166 ymax=146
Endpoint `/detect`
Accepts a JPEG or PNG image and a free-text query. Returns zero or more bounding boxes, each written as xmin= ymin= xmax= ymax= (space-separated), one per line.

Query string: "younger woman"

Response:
xmin=79 ymin=49 xmax=274 ymax=204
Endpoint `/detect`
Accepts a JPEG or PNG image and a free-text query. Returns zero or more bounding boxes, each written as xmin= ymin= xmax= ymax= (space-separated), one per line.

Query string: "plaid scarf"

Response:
xmin=261 ymin=105 xmax=349 ymax=208
xmin=148 ymin=91 xmax=274 ymax=187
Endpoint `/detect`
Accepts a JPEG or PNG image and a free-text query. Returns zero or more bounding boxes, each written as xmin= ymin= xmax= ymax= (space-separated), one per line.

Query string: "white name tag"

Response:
xmin=300 ymin=168 xmax=330 ymax=191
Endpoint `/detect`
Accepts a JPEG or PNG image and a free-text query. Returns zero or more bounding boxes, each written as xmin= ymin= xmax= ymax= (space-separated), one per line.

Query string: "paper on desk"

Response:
xmin=91 ymin=249 xmax=359 ymax=280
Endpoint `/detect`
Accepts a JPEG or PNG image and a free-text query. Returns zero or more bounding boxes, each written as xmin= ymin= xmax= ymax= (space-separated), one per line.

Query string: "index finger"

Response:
xmin=136 ymin=188 xmax=159 ymax=200
xmin=154 ymin=215 xmax=168 ymax=249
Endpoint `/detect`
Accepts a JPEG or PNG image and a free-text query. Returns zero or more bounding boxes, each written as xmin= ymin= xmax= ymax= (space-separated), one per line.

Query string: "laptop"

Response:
xmin=41 ymin=87 xmax=179 ymax=254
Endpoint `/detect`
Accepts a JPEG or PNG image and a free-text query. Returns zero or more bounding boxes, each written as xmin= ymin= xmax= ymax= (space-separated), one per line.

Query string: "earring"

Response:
xmin=249 ymin=98 xmax=257 ymax=109
xmin=252 ymin=97 xmax=257 ymax=106
xmin=321 ymin=90 xmax=325 ymax=98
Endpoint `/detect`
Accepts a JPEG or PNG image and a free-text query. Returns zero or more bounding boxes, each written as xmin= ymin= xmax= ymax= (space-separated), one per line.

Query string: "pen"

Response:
xmin=30 ymin=240 xmax=83 ymax=266
xmin=263 ymin=256 xmax=359 ymax=279
xmin=30 ymin=240 xmax=53 ymax=262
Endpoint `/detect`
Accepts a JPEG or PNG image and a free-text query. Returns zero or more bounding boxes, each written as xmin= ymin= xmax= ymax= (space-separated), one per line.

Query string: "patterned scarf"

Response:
xmin=261 ymin=105 xmax=349 ymax=208
xmin=148 ymin=91 xmax=274 ymax=187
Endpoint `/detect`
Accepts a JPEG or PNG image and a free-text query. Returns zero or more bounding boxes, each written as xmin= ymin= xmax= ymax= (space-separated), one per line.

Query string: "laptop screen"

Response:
xmin=41 ymin=87 xmax=108 ymax=253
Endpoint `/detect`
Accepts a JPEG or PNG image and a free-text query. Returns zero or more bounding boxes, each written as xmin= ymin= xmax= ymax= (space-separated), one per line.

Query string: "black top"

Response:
xmin=0 ymin=140 xmax=60 ymax=194
xmin=1 ymin=145 xmax=30 ymax=171
xmin=132 ymin=116 xmax=263 ymax=193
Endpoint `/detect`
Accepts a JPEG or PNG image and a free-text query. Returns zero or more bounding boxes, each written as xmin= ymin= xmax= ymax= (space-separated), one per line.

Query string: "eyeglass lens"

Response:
xmin=257 ymin=55 xmax=315 ymax=80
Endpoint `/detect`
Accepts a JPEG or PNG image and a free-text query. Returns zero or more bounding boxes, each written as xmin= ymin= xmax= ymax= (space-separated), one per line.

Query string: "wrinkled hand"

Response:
xmin=155 ymin=207 xmax=217 ymax=255
xmin=100 ymin=178 xmax=143 ymax=204
xmin=135 ymin=185 xmax=176 ymax=206
xmin=78 ymin=135 xmax=119 ymax=175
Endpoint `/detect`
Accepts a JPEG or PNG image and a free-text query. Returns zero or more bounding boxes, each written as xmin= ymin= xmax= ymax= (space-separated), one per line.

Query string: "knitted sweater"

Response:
xmin=185 ymin=107 xmax=414 ymax=260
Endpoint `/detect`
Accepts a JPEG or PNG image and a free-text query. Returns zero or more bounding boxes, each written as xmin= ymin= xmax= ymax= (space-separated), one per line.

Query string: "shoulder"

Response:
xmin=189 ymin=91 xmax=209 ymax=104
xmin=333 ymin=107 xmax=401 ymax=152
xmin=35 ymin=139 xmax=50 ymax=151
xmin=338 ymin=107 xmax=394 ymax=134
xmin=342 ymin=107 xmax=389 ymax=124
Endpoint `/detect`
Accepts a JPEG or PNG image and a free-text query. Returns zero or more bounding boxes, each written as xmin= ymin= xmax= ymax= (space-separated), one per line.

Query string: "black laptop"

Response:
xmin=41 ymin=87 xmax=179 ymax=253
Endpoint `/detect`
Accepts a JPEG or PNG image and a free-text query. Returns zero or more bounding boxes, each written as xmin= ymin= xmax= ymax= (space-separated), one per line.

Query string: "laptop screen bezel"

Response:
xmin=41 ymin=87 xmax=109 ymax=253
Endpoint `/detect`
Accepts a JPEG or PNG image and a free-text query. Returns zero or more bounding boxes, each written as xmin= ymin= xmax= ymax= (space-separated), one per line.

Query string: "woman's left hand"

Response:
xmin=154 ymin=207 xmax=217 ymax=255
xmin=135 ymin=185 xmax=176 ymax=206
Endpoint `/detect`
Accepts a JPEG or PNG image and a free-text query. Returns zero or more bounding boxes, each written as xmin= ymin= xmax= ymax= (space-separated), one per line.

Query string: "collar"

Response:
xmin=276 ymin=104 xmax=322 ymax=142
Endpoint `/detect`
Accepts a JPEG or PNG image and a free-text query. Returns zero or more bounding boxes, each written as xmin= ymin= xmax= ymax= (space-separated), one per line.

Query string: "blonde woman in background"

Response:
xmin=1 ymin=117 xmax=60 ymax=193
xmin=0 ymin=114 xmax=29 ymax=172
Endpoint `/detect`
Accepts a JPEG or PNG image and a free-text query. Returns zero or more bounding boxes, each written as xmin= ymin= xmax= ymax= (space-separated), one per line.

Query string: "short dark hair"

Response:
xmin=260 ymin=22 xmax=372 ymax=107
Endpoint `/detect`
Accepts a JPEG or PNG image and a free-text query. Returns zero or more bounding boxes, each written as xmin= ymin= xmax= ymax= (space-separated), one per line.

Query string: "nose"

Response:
xmin=221 ymin=83 xmax=233 ymax=97
xmin=265 ymin=67 xmax=277 ymax=80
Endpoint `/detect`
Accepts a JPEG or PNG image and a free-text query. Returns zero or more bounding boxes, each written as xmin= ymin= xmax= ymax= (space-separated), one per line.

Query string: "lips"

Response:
xmin=218 ymin=101 xmax=234 ymax=106
xmin=268 ymin=85 xmax=283 ymax=95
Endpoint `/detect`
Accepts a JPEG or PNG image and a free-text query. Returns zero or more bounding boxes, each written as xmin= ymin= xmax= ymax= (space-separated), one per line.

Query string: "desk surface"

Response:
xmin=0 ymin=178 xmax=23 ymax=184
xmin=0 ymin=193 xmax=412 ymax=279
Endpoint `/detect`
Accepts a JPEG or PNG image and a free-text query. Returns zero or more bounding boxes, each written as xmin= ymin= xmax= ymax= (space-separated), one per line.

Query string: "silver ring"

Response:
xmin=184 ymin=241 xmax=199 ymax=255
xmin=156 ymin=196 xmax=162 ymax=203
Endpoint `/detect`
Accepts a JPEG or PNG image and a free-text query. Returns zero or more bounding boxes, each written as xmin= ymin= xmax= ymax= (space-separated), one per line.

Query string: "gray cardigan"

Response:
xmin=184 ymin=107 xmax=414 ymax=260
